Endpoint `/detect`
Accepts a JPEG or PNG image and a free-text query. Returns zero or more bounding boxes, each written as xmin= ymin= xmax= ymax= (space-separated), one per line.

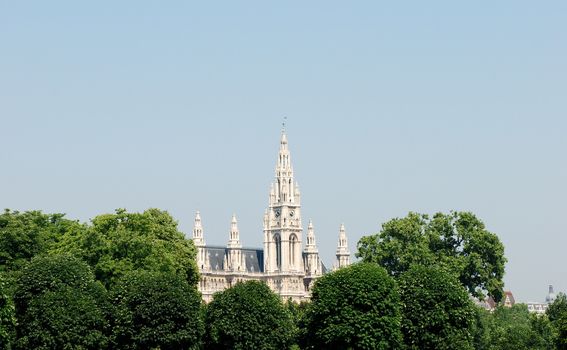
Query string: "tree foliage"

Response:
xmin=398 ymin=265 xmax=476 ymax=350
xmin=286 ymin=298 xmax=308 ymax=341
xmin=54 ymin=208 xmax=199 ymax=288
xmin=205 ymin=280 xmax=295 ymax=350
xmin=13 ymin=254 xmax=108 ymax=350
xmin=0 ymin=273 xmax=16 ymax=350
xmin=301 ymin=263 xmax=402 ymax=350
xmin=0 ymin=209 xmax=84 ymax=272
xmin=357 ymin=211 xmax=506 ymax=301
xmin=547 ymin=293 xmax=567 ymax=349
xmin=110 ymin=270 xmax=204 ymax=349
xmin=475 ymin=304 xmax=554 ymax=350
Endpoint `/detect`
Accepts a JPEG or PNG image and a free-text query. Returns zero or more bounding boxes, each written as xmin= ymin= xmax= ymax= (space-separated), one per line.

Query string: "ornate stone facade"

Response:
xmin=193 ymin=129 xmax=351 ymax=302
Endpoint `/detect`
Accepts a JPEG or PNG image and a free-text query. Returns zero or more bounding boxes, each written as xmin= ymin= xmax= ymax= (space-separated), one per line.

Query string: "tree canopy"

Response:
xmin=0 ymin=209 xmax=84 ymax=272
xmin=13 ymin=254 xmax=108 ymax=350
xmin=205 ymin=280 xmax=295 ymax=350
xmin=474 ymin=304 xmax=555 ymax=350
xmin=301 ymin=263 xmax=402 ymax=350
xmin=0 ymin=274 xmax=16 ymax=350
xmin=357 ymin=211 xmax=506 ymax=301
xmin=110 ymin=270 xmax=204 ymax=350
xmin=0 ymin=208 xmax=520 ymax=349
xmin=547 ymin=293 xmax=567 ymax=349
xmin=54 ymin=208 xmax=199 ymax=288
xmin=399 ymin=265 xmax=476 ymax=350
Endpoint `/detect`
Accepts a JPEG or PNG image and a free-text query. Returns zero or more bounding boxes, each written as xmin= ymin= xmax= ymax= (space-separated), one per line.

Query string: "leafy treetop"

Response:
xmin=53 ymin=208 xmax=199 ymax=288
xmin=357 ymin=211 xmax=506 ymax=301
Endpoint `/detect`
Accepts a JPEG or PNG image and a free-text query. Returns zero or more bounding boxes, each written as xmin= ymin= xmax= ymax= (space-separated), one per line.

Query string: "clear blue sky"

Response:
xmin=1 ymin=1 xmax=565 ymax=302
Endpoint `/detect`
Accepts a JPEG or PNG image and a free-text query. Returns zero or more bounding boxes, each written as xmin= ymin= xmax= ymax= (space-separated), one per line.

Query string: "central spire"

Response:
xmin=273 ymin=128 xmax=297 ymax=205
xmin=264 ymin=126 xmax=303 ymax=275
xmin=277 ymin=129 xmax=291 ymax=171
xmin=280 ymin=128 xmax=288 ymax=150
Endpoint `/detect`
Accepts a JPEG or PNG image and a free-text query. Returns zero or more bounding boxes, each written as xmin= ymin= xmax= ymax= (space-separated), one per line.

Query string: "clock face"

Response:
xmin=275 ymin=209 xmax=280 ymax=217
xmin=289 ymin=210 xmax=295 ymax=217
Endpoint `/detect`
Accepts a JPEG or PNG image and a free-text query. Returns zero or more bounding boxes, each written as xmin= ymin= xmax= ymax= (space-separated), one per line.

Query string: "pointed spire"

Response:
xmin=280 ymin=117 xmax=288 ymax=149
xmin=280 ymin=129 xmax=288 ymax=149
xmin=336 ymin=223 xmax=351 ymax=269
xmin=338 ymin=223 xmax=348 ymax=248
xmin=228 ymin=213 xmax=241 ymax=248
xmin=304 ymin=219 xmax=318 ymax=253
xmin=304 ymin=219 xmax=321 ymax=277
xmin=192 ymin=211 xmax=205 ymax=246
xmin=273 ymin=127 xmax=294 ymax=204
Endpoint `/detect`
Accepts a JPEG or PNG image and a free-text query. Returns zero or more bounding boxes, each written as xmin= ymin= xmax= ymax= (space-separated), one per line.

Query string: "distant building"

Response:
xmin=473 ymin=290 xmax=514 ymax=312
xmin=475 ymin=285 xmax=562 ymax=314
xmin=473 ymin=295 xmax=496 ymax=311
xmin=545 ymin=284 xmax=557 ymax=304
xmin=193 ymin=129 xmax=351 ymax=302
xmin=503 ymin=291 xmax=516 ymax=307
xmin=526 ymin=302 xmax=548 ymax=315
xmin=527 ymin=285 xmax=556 ymax=314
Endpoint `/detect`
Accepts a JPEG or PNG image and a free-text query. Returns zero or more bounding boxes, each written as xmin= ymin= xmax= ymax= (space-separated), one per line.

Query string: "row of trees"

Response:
xmin=1 ymin=208 xmax=566 ymax=349
xmin=0 ymin=208 xmax=202 ymax=349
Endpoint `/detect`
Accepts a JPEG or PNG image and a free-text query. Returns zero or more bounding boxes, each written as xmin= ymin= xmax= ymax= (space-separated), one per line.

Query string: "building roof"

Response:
xmin=503 ymin=291 xmax=515 ymax=306
xmin=204 ymin=246 xmax=264 ymax=273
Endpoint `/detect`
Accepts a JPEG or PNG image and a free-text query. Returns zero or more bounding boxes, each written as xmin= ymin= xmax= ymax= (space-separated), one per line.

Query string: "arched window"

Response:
xmin=289 ymin=234 xmax=298 ymax=268
xmin=274 ymin=234 xmax=282 ymax=270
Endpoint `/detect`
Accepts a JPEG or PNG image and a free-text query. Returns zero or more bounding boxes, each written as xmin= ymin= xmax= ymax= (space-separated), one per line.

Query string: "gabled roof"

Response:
xmin=504 ymin=291 xmax=515 ymax=306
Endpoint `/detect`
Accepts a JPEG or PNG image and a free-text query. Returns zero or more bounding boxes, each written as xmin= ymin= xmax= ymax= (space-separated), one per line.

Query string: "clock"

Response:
xmin=275 ymin=209 xmax=280 ymax=217
xmin=289 ymin=210 xmax=295 ymax=217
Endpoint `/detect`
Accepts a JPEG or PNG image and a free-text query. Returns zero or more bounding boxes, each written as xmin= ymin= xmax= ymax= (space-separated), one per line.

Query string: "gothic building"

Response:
xmin=193 ymin=129 xmax=351 ymax=302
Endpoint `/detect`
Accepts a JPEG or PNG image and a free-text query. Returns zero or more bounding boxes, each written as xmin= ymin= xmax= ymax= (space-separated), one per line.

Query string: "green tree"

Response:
xmin=0 ymin=209 xmax=85 ymax=272
xmin=398 ymin=265 xmax=476 ymax=350
xmin=528 ymin=312 xmax=556 ymax=350
xmin=285 ymin=299 xmax=309 ymax=349
xmin=110 ymin=270 xmax=204 ymax=349
xmin=471 ymin=307 xmax=493 ymax=350
xmin=476 ymin=304 xmax=554 ymax=350
xmin=547 ymin=293 xmax=567 ymax=349
xmin=54 ymin=208 xmax=199 ymax=288
xmin=547 ymin=293 xmax=567 ymax=324
xmin=0 ymin=273 xmax=16 ymax=350
xmin=205 ymin=280 xmax=295 ymax=350
xmin=301 ymin=263 xmax=402 ymax=350
xmin=13 ymin=254 xmax=108 ymax=350
xmin=357 ymin=211 xmax=506 ymax=301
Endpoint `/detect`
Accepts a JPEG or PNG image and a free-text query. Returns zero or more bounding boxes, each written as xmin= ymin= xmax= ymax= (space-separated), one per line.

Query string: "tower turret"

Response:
xmin=305 ymin=220 xmax=317 ymax=253
xmin=227 ymin=214 xmax=241 ymax=249
xmin=335 ymin=223 xmax=351 ymax=269
xmin=304 ymin=219 xmax=322 ymax=277
xmin=546 ymin=285 xmax=556 ymax=304
xmin=192 ymin=211 xmax=207 ymax=270
xmin=192 ymin=211 xmax=205 ymax=246
xmin=226 ymin=214 xmax=242 ymax=272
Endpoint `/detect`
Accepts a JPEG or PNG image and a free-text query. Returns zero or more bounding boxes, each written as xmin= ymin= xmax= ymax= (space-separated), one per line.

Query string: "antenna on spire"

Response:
xmin=282 ymin=116 xmax=287 ymax=131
